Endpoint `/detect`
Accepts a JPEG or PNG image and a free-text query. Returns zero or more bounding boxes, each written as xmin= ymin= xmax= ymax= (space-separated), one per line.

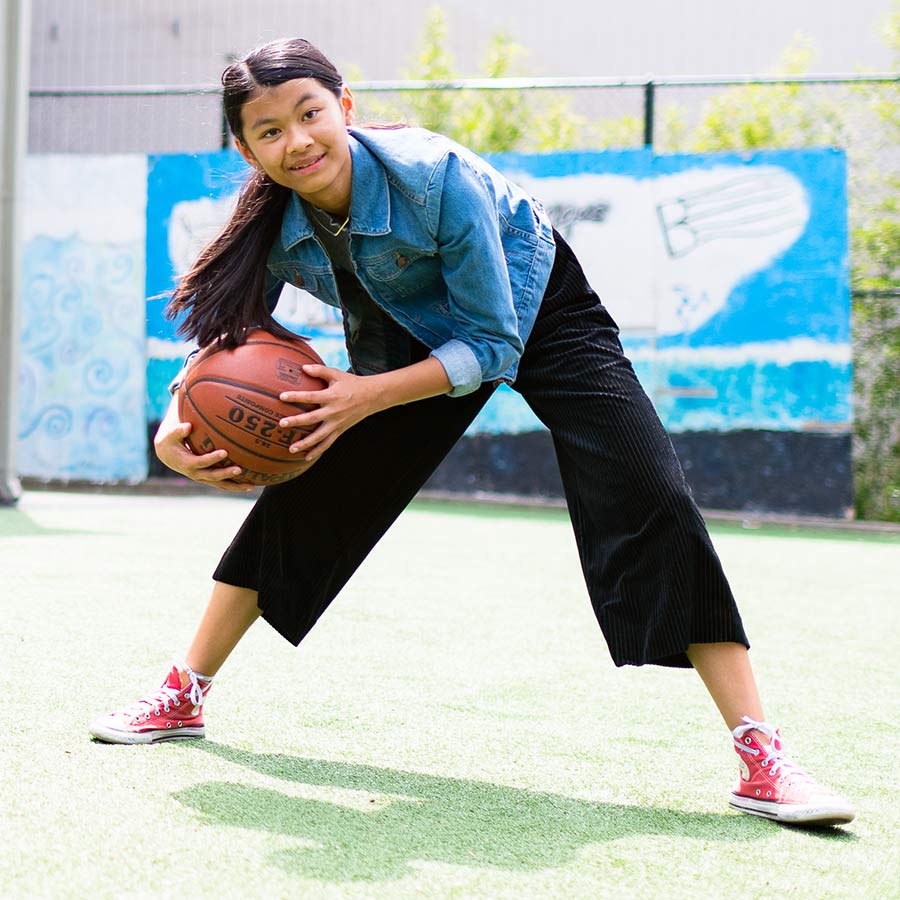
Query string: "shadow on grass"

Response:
xmin=167 ymin=740 xmax=846 ymax=883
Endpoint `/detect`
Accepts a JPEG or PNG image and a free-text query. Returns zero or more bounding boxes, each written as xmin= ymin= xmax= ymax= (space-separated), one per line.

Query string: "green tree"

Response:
xmin=848 ymin=5 xmax=900 ymax=521
xmin=691 ymin=39 xmax=847 ymax=151
xmin=399 ymin=8 xmax=589 ymax=153
xmin=402 ymin=6 xmax=457 ymax=135
xmin=453 ymin=33 xmax=529 ymax=152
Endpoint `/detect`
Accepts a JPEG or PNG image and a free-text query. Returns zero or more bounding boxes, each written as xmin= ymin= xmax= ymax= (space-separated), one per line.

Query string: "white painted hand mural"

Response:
xmin=519 ymin=166 xmax=810 ymax=336
xmin=168 ymin=194 xmax=341 ymax=330
xmin=167 ymin=194 xmax=237 ymax=279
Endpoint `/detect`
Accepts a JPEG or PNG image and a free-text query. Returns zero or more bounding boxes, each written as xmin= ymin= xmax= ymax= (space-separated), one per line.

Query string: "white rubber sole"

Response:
xmin=89 ymin=722 xmax=205 ymax=744
xmin=729 ymin=793 xmax=855 ymax=826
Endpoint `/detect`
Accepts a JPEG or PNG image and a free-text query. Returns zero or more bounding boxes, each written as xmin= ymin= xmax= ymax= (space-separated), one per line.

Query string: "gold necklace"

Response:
xmin=310 ymin=205 xmax=350 ymax=237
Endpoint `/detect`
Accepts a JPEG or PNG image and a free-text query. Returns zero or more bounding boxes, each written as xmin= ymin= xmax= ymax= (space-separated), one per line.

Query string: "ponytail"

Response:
xmin=166 ymin=171 xmax=295 ymax=349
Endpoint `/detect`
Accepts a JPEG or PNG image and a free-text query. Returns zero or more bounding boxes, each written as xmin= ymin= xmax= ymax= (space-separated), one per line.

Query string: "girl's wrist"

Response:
xmin=368 ymin=358 xmax=452 ymax=412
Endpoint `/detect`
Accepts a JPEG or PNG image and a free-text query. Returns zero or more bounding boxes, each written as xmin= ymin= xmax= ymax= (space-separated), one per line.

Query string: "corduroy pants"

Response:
xmin=214 ymin=233 xmax=748 ymax=667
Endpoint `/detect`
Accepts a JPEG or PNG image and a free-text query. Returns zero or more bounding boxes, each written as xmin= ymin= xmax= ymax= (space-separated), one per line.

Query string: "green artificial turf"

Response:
xmin=1 ymin=490 xmax=898 ymax=899
xmin=0 ymin=504 xmax=76 ymax=537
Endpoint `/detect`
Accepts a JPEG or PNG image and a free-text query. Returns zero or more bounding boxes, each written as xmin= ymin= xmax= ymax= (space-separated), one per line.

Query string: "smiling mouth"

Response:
xmin=288 ymin=154 xmax=324 ymax=172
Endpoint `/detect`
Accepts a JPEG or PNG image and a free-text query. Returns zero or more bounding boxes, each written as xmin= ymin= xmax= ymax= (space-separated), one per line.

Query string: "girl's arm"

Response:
xmin=277 ymin=356 xmax=453 ymax=462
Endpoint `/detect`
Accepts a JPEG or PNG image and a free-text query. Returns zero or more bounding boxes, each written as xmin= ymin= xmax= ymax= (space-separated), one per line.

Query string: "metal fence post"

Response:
xmin=0 ymin=0 xmax=31 ymax=506
xmin=643 ymin=78 xmax=655 ymax=149
xmin=220 ymin=95 xmax=230 ymax=151
xmin=220 ymin=54 xmax=236 ymax=151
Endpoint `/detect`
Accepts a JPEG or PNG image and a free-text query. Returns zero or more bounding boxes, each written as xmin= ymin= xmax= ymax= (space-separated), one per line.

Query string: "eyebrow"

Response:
xmin=248 ymin=92 xmax=317 ymax=131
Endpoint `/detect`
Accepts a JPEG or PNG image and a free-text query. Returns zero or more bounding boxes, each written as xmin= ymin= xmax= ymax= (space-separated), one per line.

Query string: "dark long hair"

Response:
xmin=166 ymin=39 xmax=344 ymax=348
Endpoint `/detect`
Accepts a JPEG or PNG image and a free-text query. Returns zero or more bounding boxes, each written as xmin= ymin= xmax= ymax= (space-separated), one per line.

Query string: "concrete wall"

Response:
xmin=27 ymin=0 xmax=897 ymax=154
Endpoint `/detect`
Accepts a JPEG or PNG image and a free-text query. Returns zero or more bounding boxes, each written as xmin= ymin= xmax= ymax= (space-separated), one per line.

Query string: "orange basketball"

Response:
xmin=177 ymin=329 xmax=327 ymax=486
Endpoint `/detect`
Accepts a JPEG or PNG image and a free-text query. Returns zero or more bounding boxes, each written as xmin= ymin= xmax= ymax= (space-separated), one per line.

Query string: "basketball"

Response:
xmin=177 ymin=329 xmax=327 ymax=486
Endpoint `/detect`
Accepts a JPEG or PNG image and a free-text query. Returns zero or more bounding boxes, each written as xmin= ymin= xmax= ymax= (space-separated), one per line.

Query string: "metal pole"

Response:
xmin=220 ymin=95 xmax=229 ymax=150
xmin=220 ymin=54 xmax=237 ymax=151
xmin=643 ymin=78 xmax=655 ymax=149
xmin=0 ymin=0 xmax=31 ymax=505
xmin=28 ymin=72 xmax=900 ymax=98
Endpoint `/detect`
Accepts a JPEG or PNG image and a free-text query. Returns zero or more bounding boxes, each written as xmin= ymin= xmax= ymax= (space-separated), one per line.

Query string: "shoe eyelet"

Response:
xmin=766 ymin=791 xmax=772 ymax=797
xmin=173 ymin=699 xmax=181 ymax=707
xmin=177 ymin=722 xmax=183 ymax=727
xmin=163 ymin=705 xmax=170 ymax=713
xmin=755 ymin=790 xmax=761 ymax=796
xmin=745 ymin=737 xmax=752 ymax=745
xmin=166 ymin=722 xmax=172 ymax=728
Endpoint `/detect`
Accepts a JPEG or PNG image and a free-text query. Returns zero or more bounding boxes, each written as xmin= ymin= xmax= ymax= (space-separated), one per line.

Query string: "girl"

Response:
xmin=90 ymin=38 xmax=854 ymax=827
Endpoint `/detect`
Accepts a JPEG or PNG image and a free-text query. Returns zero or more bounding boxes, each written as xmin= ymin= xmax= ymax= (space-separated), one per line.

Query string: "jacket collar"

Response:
xmin=279 ymin=130 xmax=391 ymax=249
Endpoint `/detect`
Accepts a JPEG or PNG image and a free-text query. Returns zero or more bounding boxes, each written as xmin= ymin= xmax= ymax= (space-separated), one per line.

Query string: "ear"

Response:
xmin=340 ymin=85 xmax=356 ymax=126
xmin=235 ymin=137 xmax=261 ymax=170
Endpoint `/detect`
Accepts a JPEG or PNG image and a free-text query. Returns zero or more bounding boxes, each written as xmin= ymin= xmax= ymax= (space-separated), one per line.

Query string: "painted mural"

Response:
xmin=145 ymin=146 xmax=850 ymax=443
xmin=497 ymin=149 xmax=850 ymax=438
xmin=15 ymin=145 xmax=850 ymax=510
xmin=18 ymin=155 xmax=148 ymax=482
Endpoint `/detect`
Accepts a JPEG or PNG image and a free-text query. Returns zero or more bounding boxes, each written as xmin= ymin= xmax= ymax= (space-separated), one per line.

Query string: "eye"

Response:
xmin=260 ymin=127 xmax=280 ymax=139
xmin=302 ymin=108 xmax=320 ymax=121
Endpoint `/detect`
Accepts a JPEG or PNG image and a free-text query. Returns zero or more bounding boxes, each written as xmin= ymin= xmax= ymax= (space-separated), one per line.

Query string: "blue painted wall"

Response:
xmin=145 ymin=146 xmax=851 ymax=443
xmin=18 ymin=156 xmax=149 ymax=482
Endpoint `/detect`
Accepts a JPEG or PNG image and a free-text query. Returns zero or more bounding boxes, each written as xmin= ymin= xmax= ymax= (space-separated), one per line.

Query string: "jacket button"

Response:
xmin=396 ymin=255 xmax=409 ymax=269
xmin=293 ymin=271 xmax=304 ymax=286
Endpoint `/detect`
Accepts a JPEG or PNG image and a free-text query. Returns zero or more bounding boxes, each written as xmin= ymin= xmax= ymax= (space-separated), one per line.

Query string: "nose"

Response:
xmin=285 ymin=124 xmax=314 ymax=154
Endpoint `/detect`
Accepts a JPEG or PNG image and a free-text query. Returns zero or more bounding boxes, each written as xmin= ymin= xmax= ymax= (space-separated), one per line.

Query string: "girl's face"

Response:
xmin=236 ymin=78 xmax=355 ymax=214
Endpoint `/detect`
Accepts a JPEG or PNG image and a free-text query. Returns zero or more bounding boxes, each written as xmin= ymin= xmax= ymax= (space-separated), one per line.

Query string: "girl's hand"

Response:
xmin=278 ymin=365 xmax=381 ymax=462
xmin=153 ymin=420 xmax=257 ymax=493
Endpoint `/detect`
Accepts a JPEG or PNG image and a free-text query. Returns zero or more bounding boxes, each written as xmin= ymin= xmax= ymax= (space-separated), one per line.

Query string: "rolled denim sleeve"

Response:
xmin=429 ymin=339 xmax=482 ymax=397
xmin=430 ymin=152 xmax=527 ymax=396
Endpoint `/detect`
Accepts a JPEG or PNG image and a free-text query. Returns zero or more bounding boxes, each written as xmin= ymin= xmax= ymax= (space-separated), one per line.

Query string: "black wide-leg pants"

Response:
xmin=214 ymin=234 xmax=748 ymax=668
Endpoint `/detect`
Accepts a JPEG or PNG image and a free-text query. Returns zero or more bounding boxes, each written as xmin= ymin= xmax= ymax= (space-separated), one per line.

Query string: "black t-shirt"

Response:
xmin=303 ymin=202 xmax=416 ymax=375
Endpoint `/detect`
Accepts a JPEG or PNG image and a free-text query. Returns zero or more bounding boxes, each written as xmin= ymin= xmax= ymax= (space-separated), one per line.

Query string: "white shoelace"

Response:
xmin=121 ymin=661 xmax=211 ymax=719
xmin=732 ymin=715 xmax=812 ymax=782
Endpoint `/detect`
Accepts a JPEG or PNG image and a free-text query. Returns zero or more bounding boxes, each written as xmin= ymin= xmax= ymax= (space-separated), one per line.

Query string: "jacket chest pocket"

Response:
xmin=278 ymin=267 xmax=319 ymax=293
xmin=358 ymin=248 xmax=438 ymax=298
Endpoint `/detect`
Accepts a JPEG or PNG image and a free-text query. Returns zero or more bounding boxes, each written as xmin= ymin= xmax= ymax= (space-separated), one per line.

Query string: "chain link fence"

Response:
xmin=852 ymin=291 xmax=900 ymax=521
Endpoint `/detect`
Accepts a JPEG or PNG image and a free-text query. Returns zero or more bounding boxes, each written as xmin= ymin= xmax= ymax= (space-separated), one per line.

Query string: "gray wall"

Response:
xmin=28 ymin=0 xmax=897 ymax=153
xmin=31 ymin=0 xmax=897 ymax=82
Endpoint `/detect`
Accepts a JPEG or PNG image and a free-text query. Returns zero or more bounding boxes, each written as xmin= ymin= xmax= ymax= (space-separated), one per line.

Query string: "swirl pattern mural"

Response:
xmin=18 ymin=156 xmax=148 ymax=482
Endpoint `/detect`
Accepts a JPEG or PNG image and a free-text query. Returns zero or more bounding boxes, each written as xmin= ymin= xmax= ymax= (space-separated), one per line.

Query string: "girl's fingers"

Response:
xmin=191 ymin=448 xmax=231 ymax=468
xmin=278 ymin=408 xmax=323 ymax=430
xmin=279 ymin=390 xmax=327 ymax=406
xmin=303 ymin=431 xmax=338 ymax=462
xmin=289 ymin=424 xmax=330 ymax=454
xmin=301 ymin=363 xmax=338 ymax=379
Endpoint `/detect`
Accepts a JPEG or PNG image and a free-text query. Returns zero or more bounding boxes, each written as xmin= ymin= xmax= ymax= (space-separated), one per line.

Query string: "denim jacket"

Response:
xmin=265 ymin=127 xmax=557 ymax=396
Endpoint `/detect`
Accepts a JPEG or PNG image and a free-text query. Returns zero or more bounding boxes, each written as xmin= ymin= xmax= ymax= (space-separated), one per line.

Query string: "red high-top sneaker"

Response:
xmin=89 ymin=663 xmax=212 ymax=744
xmin=730 ymin=716 xmax=855 ymax=826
